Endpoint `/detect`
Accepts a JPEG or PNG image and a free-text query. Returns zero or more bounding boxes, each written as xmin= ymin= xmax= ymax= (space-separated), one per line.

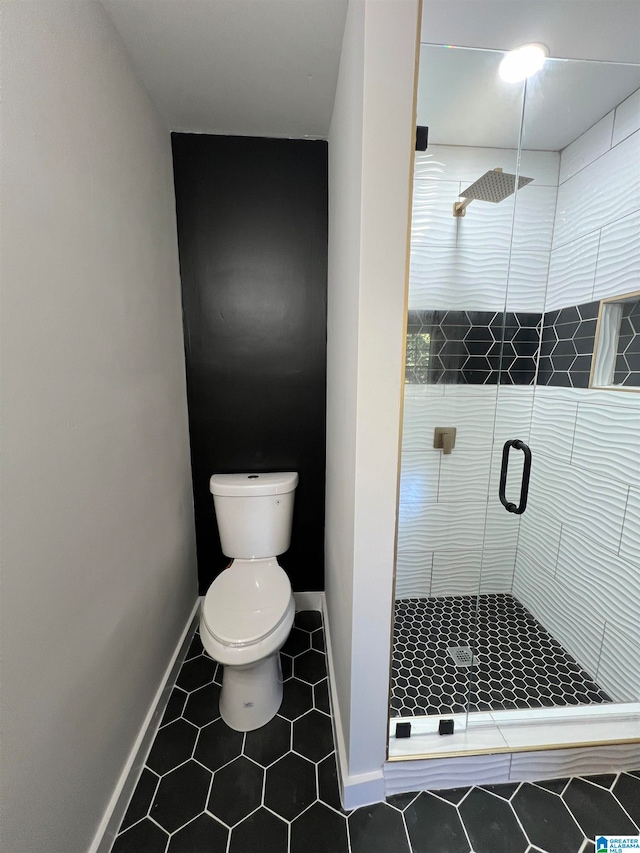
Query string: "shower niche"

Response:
xmin=389 ymin=44 xmax=640 ymax=763
xmin=591 ymin=292 xmax=640 ymax=390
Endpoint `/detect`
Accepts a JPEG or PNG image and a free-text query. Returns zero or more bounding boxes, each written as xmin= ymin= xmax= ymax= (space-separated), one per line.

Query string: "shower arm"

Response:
xmin=452 ymin=197 xmax=474 ymax=217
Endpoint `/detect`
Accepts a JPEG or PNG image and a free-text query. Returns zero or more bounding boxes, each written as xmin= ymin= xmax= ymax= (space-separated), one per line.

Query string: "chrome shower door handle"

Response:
xmin=499 ymin=439 xmax=532 ymax=515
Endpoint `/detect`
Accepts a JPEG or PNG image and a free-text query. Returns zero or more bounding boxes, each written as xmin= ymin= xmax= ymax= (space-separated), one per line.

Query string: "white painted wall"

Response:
xmin=0 ymin=4 xmax=197 ymax=852
xmin=325 ymin=0 xmax=419 ymax=801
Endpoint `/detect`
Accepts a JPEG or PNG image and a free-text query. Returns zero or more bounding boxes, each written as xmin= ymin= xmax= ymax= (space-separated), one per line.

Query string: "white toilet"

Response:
xmin=199 ymin=471 xmax=297 ymax=732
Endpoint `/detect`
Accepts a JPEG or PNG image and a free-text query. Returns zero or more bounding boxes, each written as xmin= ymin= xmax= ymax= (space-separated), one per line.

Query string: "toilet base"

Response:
xmin=219 ymin=653 xmax=283 ymax=732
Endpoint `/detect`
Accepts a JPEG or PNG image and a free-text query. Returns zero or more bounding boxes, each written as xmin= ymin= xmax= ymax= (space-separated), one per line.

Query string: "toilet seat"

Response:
xmin=202 ymin=558 xmax=292 ymax=648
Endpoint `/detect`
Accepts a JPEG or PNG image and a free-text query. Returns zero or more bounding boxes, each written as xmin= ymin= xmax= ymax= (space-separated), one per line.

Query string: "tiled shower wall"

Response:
xmin=397 ymin=90 xmax=640 ymax=701
xmin=397 ymin=143 xmax=557 ymax=598
xmin=513 ymin=89 xmax=640 ymax=702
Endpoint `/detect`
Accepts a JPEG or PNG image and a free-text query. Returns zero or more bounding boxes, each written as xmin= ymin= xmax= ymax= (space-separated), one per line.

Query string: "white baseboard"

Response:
xmin=293 ymin=590 xmax=323 ymax=611
xmin=342 ymin=769 xmax=386 ymax=810
xmin=321 ymin=596 xmax=385 ymax=811
xmin=90 ymin=597 xmax=201 ymax=853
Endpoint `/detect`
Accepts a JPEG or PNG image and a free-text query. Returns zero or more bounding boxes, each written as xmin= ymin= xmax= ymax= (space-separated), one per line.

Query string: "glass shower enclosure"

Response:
xmin=389 ymin=44 xmax=640 ymax=759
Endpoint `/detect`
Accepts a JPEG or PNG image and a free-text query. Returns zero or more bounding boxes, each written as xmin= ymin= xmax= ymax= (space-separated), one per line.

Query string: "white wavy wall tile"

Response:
xmin=409 ymin=246 xmax=510 ymax=312
xmin=504 ymin=251 xmax=553 ymax=313
xmin=569 ymin=386 xmax=640 ymax=410
xmin=511 ymin=186 xmax=557 ymax=253
xmin=545 ymin=231 xmax=600 ymax=312
xmin=411 ymin=258 xmax=549 ymax=314
xmin=612 ymin=87 xmax=640 ymax=147
xmin=559 ymin=111 xmax=614 ymax=185
xmin=554 ymin=130 xmax=640 ymax=249
xmin=620 ymin=487 xmax=640 ymax=566
xmin=397 ymin=502 xmax=486 ymax=553
xmin=592 ymin=209 xmax=640 ymax=301
xmin=596 ymin=623 xmax=640 ymax=701
xmin=555 ymin=528 xmax=640 ymax=648
xmin=484 ymin=499 xmax=522 ymax=552
xmin=454 ymin=194 xmax=516 ymax=251
xmin=480 ymin=548 xmax=517 ymax=593
xmin=494 ymin=387 xmax=535 ymax=444
xmin=431 ymin=550 xmax=482 ymax=597
xmin=438 ymin=451 xmax=492 ymax=503
xmin=411 ymin=179 xmax=460 ymax=247
xmin=403 ymin=383 xmax=445 ymax=400
xmin=413 ymin=150 xmax=448 ymax=182
xmin=384 ymin=754 xmax=512 ymax=795
xmin=530 ymin=454 xmax=628 ymax=552
xmin=529 ymin=390 xmax=579 ymax=463
xmin=517 ymin=502 xmax=562 ymax=571
xmin=455 ymin=186 xmax=556 ymax=254
xmin=409 ymin=248 xmax=550 ymax=313
xmin=512 ymin=549 xmax=605 ymax=678
xmin=395 ymin=553 xmax=433 ymax=599
xmin=508 ymin=744 xmax=640 ymax=783
xmin=571 ymin=402 xmax=640 ymax=486
xmin=398 ymin=453 xmax=440 ymax=515
xmin=402 ymin=392 xmax=497 ymax=452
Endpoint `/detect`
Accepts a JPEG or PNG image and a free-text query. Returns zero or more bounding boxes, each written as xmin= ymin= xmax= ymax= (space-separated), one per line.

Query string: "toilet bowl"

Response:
xmin=200 ymin=558 xmax=295 ymax=731
xmin=199 ymin=471 xmax=298 ymax=732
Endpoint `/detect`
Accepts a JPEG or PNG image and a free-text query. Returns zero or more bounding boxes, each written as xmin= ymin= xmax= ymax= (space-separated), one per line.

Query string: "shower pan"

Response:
xmin=389 ymin=43 xmax=640 ymax=767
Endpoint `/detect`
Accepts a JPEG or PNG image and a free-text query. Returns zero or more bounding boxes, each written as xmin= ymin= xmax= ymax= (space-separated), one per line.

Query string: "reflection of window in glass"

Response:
xmin=405 ymin=332 xmax=431 ymax=384
xmin=591 ymin=292 xmax=640 ymax=390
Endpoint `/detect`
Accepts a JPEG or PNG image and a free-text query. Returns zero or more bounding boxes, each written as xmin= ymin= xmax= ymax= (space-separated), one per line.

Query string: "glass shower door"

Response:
xmin=474 ymin=55 xmax=640 ymax=719
xmin=391 ymin=44 xmax=527 ymax=722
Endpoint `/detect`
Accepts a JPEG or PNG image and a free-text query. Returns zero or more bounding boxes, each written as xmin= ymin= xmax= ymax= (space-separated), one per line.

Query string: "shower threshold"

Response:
xmin=387 ymin=700 xmax=640 ymax=760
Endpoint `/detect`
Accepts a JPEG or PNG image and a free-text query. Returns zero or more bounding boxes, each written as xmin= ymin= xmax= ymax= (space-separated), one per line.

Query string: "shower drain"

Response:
xmin=447 ymin=646 xmax=475 ymax=668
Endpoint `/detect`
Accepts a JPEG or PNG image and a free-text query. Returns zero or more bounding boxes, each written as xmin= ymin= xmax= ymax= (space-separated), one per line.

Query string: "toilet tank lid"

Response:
xmin=209 ymin=472 xmax=299 ymax=497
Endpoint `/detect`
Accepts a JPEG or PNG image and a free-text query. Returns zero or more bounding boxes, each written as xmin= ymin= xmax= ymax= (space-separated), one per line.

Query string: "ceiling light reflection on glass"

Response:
xmin=499 ymin=44 xmax=548 ymax=83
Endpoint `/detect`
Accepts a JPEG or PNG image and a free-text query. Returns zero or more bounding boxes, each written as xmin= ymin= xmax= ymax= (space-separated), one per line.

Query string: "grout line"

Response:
xmin=400 ymin=808 xmax=413 ymax=852
xmin=618 ymin=486 xmax=631 ymax=555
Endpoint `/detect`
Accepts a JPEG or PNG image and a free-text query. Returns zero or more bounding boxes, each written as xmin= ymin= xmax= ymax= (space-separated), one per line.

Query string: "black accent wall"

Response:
xmin=172 ymin=134 xmax=328 ymax=594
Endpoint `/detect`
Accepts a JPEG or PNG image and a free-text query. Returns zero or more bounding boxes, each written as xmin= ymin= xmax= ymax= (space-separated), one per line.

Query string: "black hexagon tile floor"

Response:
xmin=111 ymin=611 xmax=639 ymax=853
xmin=391 ymin=594 xmax=612 ymax=718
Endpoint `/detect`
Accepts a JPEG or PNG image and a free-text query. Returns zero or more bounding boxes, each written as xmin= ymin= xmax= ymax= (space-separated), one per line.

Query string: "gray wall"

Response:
xmin=0 ymin=3 xmax=197 ymax=851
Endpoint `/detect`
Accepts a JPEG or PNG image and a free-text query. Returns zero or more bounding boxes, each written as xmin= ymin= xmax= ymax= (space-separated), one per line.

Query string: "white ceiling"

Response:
xmin=101 ymin=0 xmax=348 ymax=138
xmin=101 ymin=0 xmax=640 ymax=146
xmin=417 ymin=46 xmax=640 ymax=150
xmin=421 ymin=0 xmax=640 ymax=64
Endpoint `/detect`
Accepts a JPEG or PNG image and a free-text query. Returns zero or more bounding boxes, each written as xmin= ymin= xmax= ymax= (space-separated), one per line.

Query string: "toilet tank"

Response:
xmin=209 ymin=472 xmax=298 ymax=559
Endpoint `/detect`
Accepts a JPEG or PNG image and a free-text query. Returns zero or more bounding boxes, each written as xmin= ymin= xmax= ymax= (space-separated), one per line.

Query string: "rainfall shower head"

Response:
xmin=453 ymin=168 xmax=533 ymax=217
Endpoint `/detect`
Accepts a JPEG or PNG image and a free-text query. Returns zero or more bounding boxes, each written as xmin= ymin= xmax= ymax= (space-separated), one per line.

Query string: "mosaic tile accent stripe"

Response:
xmin=537 ymin=301 xmax=599 ymax=388
xmin=390 ymin=594 xmax=612 ymax=718
xmin=405 ymin=309 xmax=540 ymax=385
xmin=406 ymin=299 xmax=638 ymax=389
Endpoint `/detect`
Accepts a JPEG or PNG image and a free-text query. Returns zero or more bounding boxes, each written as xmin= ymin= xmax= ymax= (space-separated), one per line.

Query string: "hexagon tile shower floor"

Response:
xmin=391 ymin=594 xmax=612 ymax=718
xmin=110 ymin=610 xmax=639 ymax=853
